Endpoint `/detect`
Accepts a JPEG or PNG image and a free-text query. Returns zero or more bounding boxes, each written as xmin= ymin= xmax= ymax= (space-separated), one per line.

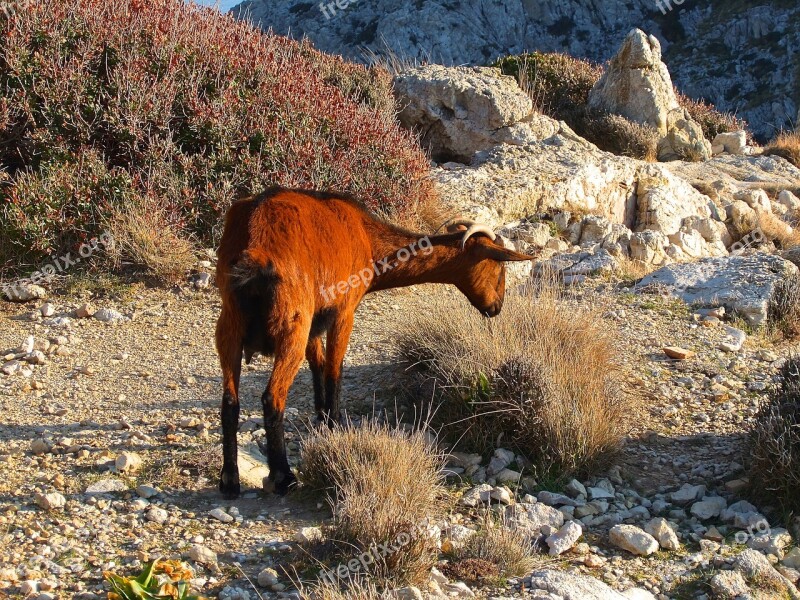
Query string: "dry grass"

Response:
xmin=299 ymin=578 xmax=385 ymax=600
xmin=106 ymin=196 xmax=196 ymax=283
xmin=446 ymin=519 xmax=538 ymax=582
xmin=768 ymin=273 xmax=800 ymax=339
xmin=763 ymin=130 xmax=800 ymax=168
xmin=748 ymin=356 xmax=800 ymax=516
xmin=616 ymin=255 xmax=657 ymax=285
xmin=581 ymin=112 xmax=660 ymax=161
xmin=397 ymin=282 xmax=634 ymax=480
xmin=756 ymin=210 xmax=800 ymax=251
xmin=299 ymin=419 xmax=445 ymax=586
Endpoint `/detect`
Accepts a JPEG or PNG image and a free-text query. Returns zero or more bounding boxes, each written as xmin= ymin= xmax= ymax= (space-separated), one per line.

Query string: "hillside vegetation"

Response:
xmin=0 ymin=0 xmax=434 ymax=277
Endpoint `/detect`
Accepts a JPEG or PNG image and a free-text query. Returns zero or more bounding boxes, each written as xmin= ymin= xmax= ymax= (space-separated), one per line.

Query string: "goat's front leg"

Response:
xmin=323 ymin=313 xmax=355 ymax=426
xmin=216 ymin=309 xmax=243 ymax=498
xmin=263 ymin=332 xmax=307 ymax=495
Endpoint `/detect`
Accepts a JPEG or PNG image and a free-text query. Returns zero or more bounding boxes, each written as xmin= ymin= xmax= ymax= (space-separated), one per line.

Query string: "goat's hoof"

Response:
xmin=264 ymin=471 xmax=297 ymax=496
xmin=219 ymin=471 xmax=241 ymax=498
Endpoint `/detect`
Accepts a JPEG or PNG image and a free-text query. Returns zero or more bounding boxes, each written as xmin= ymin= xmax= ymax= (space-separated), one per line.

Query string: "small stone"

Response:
xmin=93 ymin=308 xmax=124 ymax=322
xmin=136 ymin=484 xmax=159 ymax=499
xmin=30 ymin=438 xmax=51 ymax=455
xmin=663 ymin=346 xmax=695 ymax=360
xmin=39 ymin=303 xmax=55 ymax=317
xmin=25 ymin=350 xmax=46 ymax=365
xmin=19 ymin=580 xmax=39 ymax=595
xmin=34 ymin=492 xmax=66 ymax=510
xmin=209 ymin=507 xmax=234 ymax=523
xmin=74 ymin=303 xmax=93 ymax=318
xmin=564 ymin=479 xmax=586 ymax=498
xmin=115 ymin=452 xmax=142 ymax=474
xmin=710 ymin=571 xmax=749 ymax=599
xmin=704 ymin=526 xmax=724 ymax=542
xmin=146 ymin=507 xmax=168 ymax=524
xmin=609 ymin=524 xmax=659 ymax=556
xmin=725 ymin=478 xmax=748 ymax=493
xmin=294 ymin=526 xmax=324 ymax=544
xmin=85 ymin=478 xmax=128 ymax=494
xmin=257 ymin=568 xmax=279 ymax=588
xmin=494 ymin=468 xmax=522 ymax=483
xmin=461 ymin=484 xmax=493 ymax=507
xmin=644 ymin=517 xmax=680 ymax=551
xmin=690 ymin=496 xmax=727 ymax=520
xmin=783 ymin=547 xmax=800 ymax=570
xmin=188 ymin=544 xmax=217 ymax=565
xmin=546 ymin=521 xmax=583 ymax=555
xmin=490 ymin=486 xmax=513 ymax=504
xmin=670 ymin=483 xmax=706 ymax=505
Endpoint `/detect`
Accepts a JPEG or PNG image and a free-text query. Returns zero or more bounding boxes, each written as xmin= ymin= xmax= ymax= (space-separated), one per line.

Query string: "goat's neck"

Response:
xmin=366 ymin=226 xmax=465 ymax=292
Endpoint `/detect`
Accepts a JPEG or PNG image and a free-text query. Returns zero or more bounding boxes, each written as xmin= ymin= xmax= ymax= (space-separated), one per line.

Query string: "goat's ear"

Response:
xmin=479 ymin=243 xmax=537 ymax=262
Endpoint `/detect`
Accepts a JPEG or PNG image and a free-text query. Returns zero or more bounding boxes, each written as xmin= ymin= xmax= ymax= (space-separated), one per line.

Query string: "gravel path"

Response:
xmin=0 ymin=277 xmax=794 ymax=599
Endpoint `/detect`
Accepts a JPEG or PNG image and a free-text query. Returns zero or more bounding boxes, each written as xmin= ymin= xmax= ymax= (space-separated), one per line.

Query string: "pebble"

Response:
xmin=115 ymin=451 xmax=143 ymax=474
xmin=209 ymin=507 xmax=234 ymax=523
xmin=146 ymin=507 xmax=169 ymax=524
xmin=188 ymin=544 xmax=217 ymax=566
xmin=34 ymin=492 xmax=66 ymax=510
xmin=609 ymin=524 xmax=659 ymax=556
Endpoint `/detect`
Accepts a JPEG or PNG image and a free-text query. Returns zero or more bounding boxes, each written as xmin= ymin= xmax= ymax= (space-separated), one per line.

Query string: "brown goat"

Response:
xmin=215 ymin=186 xmax=535 ymax=496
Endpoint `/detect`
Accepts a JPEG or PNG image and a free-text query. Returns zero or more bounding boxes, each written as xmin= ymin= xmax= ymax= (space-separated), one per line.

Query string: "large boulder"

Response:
xmin=588 ymin=29 xmax=710 ymax=162
xmin=635 ymin=165 xmax=714 ymax=235
xmin=393 ymin=65 xmax=539 ymax=162
xmin=588 ymin=29 xmax=678 ymax=134
xmin=637 ymin=253 xmax=798 ymax=327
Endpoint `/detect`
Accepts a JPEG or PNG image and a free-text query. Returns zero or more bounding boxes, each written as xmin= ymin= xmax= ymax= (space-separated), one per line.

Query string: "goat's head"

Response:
xmin=441 ymin=219 xmax=537 ymax=317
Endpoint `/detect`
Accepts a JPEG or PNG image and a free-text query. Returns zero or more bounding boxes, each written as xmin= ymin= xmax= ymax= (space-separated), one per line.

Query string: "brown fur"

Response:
xmin=215 ymin=186 xmax=535 ymax=496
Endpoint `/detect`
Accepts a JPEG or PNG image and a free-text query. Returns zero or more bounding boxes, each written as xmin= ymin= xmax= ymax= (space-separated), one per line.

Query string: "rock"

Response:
xmin=85 ymin=478 xmax=128 ymax=494
xmin=629 ymin=230 xmax=670 ymax=266
xmin=93 ymin=308 xmax=124 ymax=322
xmin=635 ymin=166 xmax=713 ymax=235
xmin=146 ymin=507 xmax=168 ymax=524
xmin=294 ymin=526 xmax=324 ymax=544
xmin=136 ymin=484 xmax=159 ymax=499
xmin=546 ymin=521 xmax=583 ymax=555
xmin=710 ymin=571 xmax=750 ymax=599
xmin=25 ymin=350 xmax=46 ymax=365
xmin=74 ymin=303 xmax=93 ymax=318
xmin=526 ymin=569 xmax=628 ymax=599
xmin=34 ymin=492 xmax=66 ymax=510
xmin=504 ymin=502 xmax=565 ymax=537
xmin=393 ymin=65 xmax=535 ymax=162
xmin=734 ymin=548 xmax=798 ymax=596
xmin=621 ymin=590 xmax=657 ymax=600
xmin=2 ymin=282 xmax=47 ymax=302
xmin=515 ymin=222 xmax=553 ymax=247
xmin=30 ymin=438 xmax=51 ymax=455
xmin=39 ymin=303 xmax=55 ymax=317
xmin=670 ymin=483 xmax=707 ymax=505
xmin=494 ymin=468 xmax=522 ymax=484
xmin=638 ymin=254 xmax=799 ymax=328
xmin=663 ymin=347 xmax=695 ymax=360
xmin=188 ymin=544 xmax=217 ymax=566
xmin=778 ymin=190 xmax=800 ymax=211
xmin=657 ymin=108 xmax=712 ymax=162
xmin=490 ymin=486 xmax=513 ymax=504
xmin=390 ymin=587 xmax=424 ymax=600
xmin=19 ymin=580 xmax=39 ymax=595
xmin=115 ymin=451 xmax=142 ymax=474
xmin=608 ymin=524 xmax=659 ymax=556
xmin=588 ymin=30 xmax=677 ymax=135
xmin=565 ymin=479 xmax=587 ymax=498
xmin=257 ymin=568 xmax=279 ymax=588
xmin=1 ymin=360 xmax=21 ymax=376
xmin=748 ymin=528 xmax=793 ymax=556
xmin=690 ymin=496 xmax=727 ymax=520
xmin=441 ymin=581 xmax=475 ymax=597
xmin=713 ymin=131 xmax=747 ymax=155
xmin=719 ymin=326 xmax=746 ymax=352
xmin=537 ymin=490 xmax=582 ymax=507
xmin=209 ymin=508 xmax=234 ymax=523
xmin=192 ymin=272 xmax=211 ymax=290
xmin=644 ymin=518 xmax=680 ymax=551
xmin=461 ymin=484 xmax=493 ymax=507
xmin=784 ymin=547 xmax=800 ymax=570
xmin=587 ymin=486 xmax=615 ymax=500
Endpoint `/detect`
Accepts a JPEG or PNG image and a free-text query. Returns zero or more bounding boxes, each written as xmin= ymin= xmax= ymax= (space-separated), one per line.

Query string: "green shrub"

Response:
xmin=397 ymin=283 xmax=634 ymax=481
xmin=748 ymin=356 xmax=800 ymax=516
xmin=0 ymin=0 xmax=434 ymax=274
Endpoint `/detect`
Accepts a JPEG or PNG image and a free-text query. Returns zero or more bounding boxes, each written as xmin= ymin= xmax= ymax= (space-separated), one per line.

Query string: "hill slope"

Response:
xmin=232 ymin=0 xmax=799 ymax=141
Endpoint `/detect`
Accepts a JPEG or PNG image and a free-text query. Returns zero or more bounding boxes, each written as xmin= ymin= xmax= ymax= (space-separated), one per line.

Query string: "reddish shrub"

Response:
xmin=0 ymin=0 xmax=434 ymax=272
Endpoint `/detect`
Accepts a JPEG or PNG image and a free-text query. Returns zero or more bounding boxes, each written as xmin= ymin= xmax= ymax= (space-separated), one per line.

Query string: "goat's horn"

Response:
xmin=461 ymin=224 xmax=496 ymax=249
xmin=435 ymin=218 xmax=475 ymax=234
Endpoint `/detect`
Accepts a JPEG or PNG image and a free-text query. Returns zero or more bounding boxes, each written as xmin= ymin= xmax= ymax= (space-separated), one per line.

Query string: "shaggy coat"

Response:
xmin=215 ymin=186 xmax=534 ymax=496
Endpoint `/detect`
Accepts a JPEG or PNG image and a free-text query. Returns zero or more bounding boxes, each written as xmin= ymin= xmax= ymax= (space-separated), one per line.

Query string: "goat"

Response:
xmin=215 ymin=186 xmax=535 ymax=497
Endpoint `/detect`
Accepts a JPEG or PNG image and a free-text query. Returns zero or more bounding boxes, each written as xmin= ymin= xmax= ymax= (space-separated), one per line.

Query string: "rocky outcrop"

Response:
xmin=588 ymin=30 xmax=711 ymax=162
xmin=233 ymin=0 xmax=800 ymax=141
xmin=636 ymin=253 xmax=798 ymax=327
xmin=393 ymin=65 xmax=538 ymax=162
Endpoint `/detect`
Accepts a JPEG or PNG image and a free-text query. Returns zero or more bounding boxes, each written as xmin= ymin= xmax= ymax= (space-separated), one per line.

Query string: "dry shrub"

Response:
xmin=768 ymin=274 xmax=800 ymax=339
xmin=764 ymin=130 xmax=800 ymax=168
xmin=107 ymin=196 xmax=196 ymax=282
xmin=581 ymin=112 xmax=660 ymax=161
xmin=447 ymin=522 xmax=537 ymax=582
xmin=756 ymin=210 xmax=800 ymax=251
xmin=398 ymin=283 xmax=633 ymax=480
xmin=748 ymin=356 xmax=800 ymax=515
xmin=676 ymin=91 xmax=751 ymax=143
xmin=299 ymin=420 xmax=445 ymax=586
xmin=0 ymin=0 xmax=435 ymax=274
xmin=299 ymin=578 xmax=385 ymax=600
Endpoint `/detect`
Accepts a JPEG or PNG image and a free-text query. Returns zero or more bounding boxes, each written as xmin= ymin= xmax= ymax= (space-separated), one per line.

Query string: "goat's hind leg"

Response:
xmin=263 ymin=325 xmax=308 ymax=495
xmin=216 ymin=307 xmax=244 ymax=498
xmin=306 ymin=337 xmax=326 ymax=424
